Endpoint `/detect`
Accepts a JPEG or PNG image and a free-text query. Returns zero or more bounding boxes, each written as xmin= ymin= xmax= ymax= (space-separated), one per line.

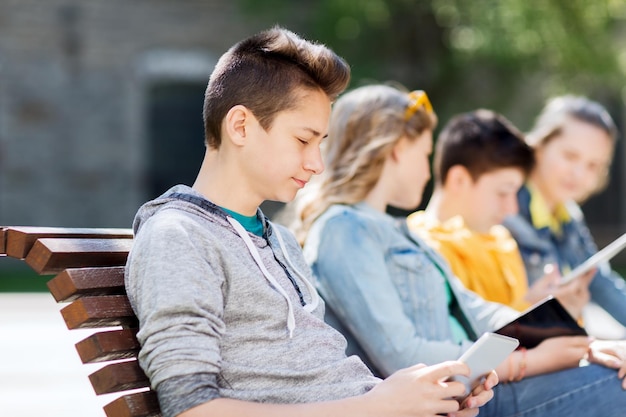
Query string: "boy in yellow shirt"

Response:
xmin=407 ymin=109 xmax=591 ymax=318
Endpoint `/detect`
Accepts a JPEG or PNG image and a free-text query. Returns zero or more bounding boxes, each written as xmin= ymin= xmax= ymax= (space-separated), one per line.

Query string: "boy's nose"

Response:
xmin=304 ymin=147 xmax=325 ymax=175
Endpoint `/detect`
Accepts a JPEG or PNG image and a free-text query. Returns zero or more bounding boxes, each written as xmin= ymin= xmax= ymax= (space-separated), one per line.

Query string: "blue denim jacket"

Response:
xmin=303 ymin=203 xmax=517 ymax=377
xmin=504 ymin=186 xmax=626 ymax=326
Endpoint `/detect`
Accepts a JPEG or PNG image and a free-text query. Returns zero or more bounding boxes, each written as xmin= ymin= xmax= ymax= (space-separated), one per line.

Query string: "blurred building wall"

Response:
xmin=0 ymin=0 xmax=264 ymax=227
xmin=1 ymin=1 xmax=624 ymax=242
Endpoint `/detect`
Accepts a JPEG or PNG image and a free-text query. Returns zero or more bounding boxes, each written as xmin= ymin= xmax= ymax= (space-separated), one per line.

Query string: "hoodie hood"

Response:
xmin=132 ymin=184 xmax=319 ymax=338
xmin=133 ymin=184 xmax=234 ymax=236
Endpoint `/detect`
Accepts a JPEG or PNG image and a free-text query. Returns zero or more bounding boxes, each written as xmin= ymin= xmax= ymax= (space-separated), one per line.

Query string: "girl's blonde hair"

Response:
xmin=292 ymin=83 xmax=437 ymax=245
xmin=527 ymin=95 xmax=618 ymax=197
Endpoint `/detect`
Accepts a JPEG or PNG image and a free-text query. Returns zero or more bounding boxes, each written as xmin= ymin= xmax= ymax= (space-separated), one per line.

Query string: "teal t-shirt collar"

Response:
xmin=221 ymin=207 xmax=264 ymax=237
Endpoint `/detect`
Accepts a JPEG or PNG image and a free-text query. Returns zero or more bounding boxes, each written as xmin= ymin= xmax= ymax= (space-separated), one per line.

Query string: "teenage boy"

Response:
xmin=125 ymin=27 xmax=495 ymax=417
xmin=407 ymin=109 xmax=591 ymax=317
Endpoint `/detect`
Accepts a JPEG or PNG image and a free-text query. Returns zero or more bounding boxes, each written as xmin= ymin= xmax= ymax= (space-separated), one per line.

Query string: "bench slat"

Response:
xmin=3 ymin=226 xmax=132 ymax=259
xmin=103 ymin=391 xmax=161 ymax=417
xmin=76 ymin=329 xmax=140 ymax=364
xmin=89 ymin=360 xmax=150 ymax=395
xmin=48 ymin=266 xmax=125 ymax=302
xmin=25 ymin=238 xmax=133 ymax=275
xmin=61 ymin=295 xmax=138 ymax=329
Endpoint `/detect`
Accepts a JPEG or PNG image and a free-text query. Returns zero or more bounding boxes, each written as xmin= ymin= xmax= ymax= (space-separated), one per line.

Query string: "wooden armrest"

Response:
xmin=61 ymin=295 xmax=138 ymax=329
xmin=2 ymin=225 xmax=163 ymax=417
xmin=3 ymin=226 xmax=132 ymax=259
xmin=76 ymin=329 xmax=140 ymax=364
xmin=103 ymin=391 xmax=160 ymax=417
xmin=48 ymin=267 xmax=125 ymax=302
xmin=25 ymin=238 xmax=133 ymax=275
xmin=89 ymin=360 xmax=150 ymax=395
xmin=0 ymin=227 xmax=7 ymax=254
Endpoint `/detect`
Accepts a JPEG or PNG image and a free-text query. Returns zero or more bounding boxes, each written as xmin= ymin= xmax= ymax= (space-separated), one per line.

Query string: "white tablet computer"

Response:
xmin=559 ymin=231 xmax=626 ymax=286
xmin=450 ymin=332 xmax=519 ymax=399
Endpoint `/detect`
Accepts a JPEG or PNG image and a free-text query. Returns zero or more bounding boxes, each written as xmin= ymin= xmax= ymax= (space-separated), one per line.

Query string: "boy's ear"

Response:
xmin=224 ymin=105 xmax=250 ymax=146
xmin=445 ymin=165 xmax=474 ymax=192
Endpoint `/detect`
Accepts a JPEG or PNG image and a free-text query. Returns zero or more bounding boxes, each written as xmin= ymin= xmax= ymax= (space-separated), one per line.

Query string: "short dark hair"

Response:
xmin=203 ymin=26 xmax=351 ymax=148
xmin=434 ymin=109 xmax=534 ymax=185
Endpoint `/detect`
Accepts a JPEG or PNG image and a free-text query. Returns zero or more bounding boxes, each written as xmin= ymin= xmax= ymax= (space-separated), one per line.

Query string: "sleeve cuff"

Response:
xmin=156 ymin=373 xmax=220 ymax=417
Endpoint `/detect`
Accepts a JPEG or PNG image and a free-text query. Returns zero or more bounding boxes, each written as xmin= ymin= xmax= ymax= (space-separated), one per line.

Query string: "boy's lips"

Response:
xmin=293 ymin=178 xmax=308 ymax=188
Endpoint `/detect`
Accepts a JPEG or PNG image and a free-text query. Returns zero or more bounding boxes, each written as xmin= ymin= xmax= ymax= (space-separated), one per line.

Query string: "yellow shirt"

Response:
xmin=526 ymin=181 xmax=572 ymax=274
xmin=527 ymin=181 xmax=570 ymax=237
xmin=407 ymin=211 xmax=531 ymax=311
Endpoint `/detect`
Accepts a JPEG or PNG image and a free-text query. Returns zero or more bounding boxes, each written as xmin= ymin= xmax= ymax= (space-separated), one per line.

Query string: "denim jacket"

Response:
xmin=303 ymin=203 xmax=517 ymax=377
xmin=504 ymin=186 xmax=626 ymax=326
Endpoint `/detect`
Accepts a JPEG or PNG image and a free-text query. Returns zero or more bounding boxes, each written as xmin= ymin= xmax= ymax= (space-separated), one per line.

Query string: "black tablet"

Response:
xmin=495 ymin=296 xmax=587 ymax=349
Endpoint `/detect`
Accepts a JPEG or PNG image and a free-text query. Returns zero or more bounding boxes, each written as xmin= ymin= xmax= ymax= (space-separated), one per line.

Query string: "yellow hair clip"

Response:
xmin=404 ymin=90 xmax=433 ymax=121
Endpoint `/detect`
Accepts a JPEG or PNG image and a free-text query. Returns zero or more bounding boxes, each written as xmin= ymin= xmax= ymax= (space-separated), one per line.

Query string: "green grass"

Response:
xmin=0 ymin=259 xmax=51 ymax=292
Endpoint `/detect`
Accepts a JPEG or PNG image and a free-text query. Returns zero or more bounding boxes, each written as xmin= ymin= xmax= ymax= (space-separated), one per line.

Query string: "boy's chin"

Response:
xmin=271 ymin=191 xmax=299 ymax=204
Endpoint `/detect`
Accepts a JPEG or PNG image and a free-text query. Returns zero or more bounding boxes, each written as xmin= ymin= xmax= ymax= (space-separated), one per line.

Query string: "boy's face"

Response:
xmin=244 ymin=88 xmax=331 ymax=204
xmin=459 ymin=167 xmax=524 ymax=233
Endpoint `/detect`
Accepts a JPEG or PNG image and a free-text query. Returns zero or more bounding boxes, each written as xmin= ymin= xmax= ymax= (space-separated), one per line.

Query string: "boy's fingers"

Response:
xmin=464 ymin=385 xmax=494 ymax=409
xmin=441 ymin=378 xmax=469 ymax=398
xmin=427 ymin=361 xmax=470 ymax=380
xmin=406 ymin=362 xmax=428 ymax=371
xmin=480 ymin=370 xmax=498 ymax=390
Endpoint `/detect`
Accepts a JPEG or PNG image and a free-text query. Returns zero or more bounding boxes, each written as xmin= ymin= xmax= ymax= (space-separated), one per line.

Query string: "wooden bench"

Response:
xmin=1 ymin=226 xmax=161 ymax=417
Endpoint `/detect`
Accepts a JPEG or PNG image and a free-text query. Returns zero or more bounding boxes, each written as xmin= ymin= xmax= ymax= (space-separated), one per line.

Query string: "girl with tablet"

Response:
xmin=503 ymin=95 xmax=626 ymax=332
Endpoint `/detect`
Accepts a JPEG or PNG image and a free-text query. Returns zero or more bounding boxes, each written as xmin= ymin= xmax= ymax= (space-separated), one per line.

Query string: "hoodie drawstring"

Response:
xmin=227 ymin=217 xmax=318 ymax=338
xmin=273 ymin=226 xmax=320 ymax=314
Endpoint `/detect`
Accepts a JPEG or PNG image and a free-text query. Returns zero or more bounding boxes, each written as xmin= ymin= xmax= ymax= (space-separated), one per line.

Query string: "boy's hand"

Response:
xmin=458 ymin=370 xmax=497 ymax=411
xmin=366 ymin=361 xmax=496 ymax=416
xmin=525 ymin=264 xmax=560 ymax=305
xmin=525 ymin=264 xmax=592 ymax=320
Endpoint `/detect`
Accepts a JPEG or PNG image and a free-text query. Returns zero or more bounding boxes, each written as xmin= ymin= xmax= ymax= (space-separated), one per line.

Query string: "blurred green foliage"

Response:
xmin=4 ymin=1 xmax=626 ymax=291
xmin=237 ymin=0 xmax=626 ymax=129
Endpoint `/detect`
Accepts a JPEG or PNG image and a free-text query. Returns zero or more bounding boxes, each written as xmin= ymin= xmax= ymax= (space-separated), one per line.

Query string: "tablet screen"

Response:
xmin=495 ymin=296 xmax=587 ymax=348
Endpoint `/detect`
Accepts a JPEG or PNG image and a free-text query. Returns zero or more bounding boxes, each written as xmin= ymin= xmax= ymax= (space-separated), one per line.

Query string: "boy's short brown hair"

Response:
xmin=203 ymin=26 xmax=351 ymax=148
xmin=434 ymin=109 xmax=534 ymax=185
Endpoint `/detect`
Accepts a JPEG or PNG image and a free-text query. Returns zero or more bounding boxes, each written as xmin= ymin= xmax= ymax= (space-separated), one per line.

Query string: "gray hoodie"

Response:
xmin=125 ymin=185 xmax=378 ymax=417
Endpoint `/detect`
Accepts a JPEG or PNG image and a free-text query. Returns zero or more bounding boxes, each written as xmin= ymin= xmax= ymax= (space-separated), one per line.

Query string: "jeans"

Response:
xmin=483 ymin=363 xmax=625 ymax=417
